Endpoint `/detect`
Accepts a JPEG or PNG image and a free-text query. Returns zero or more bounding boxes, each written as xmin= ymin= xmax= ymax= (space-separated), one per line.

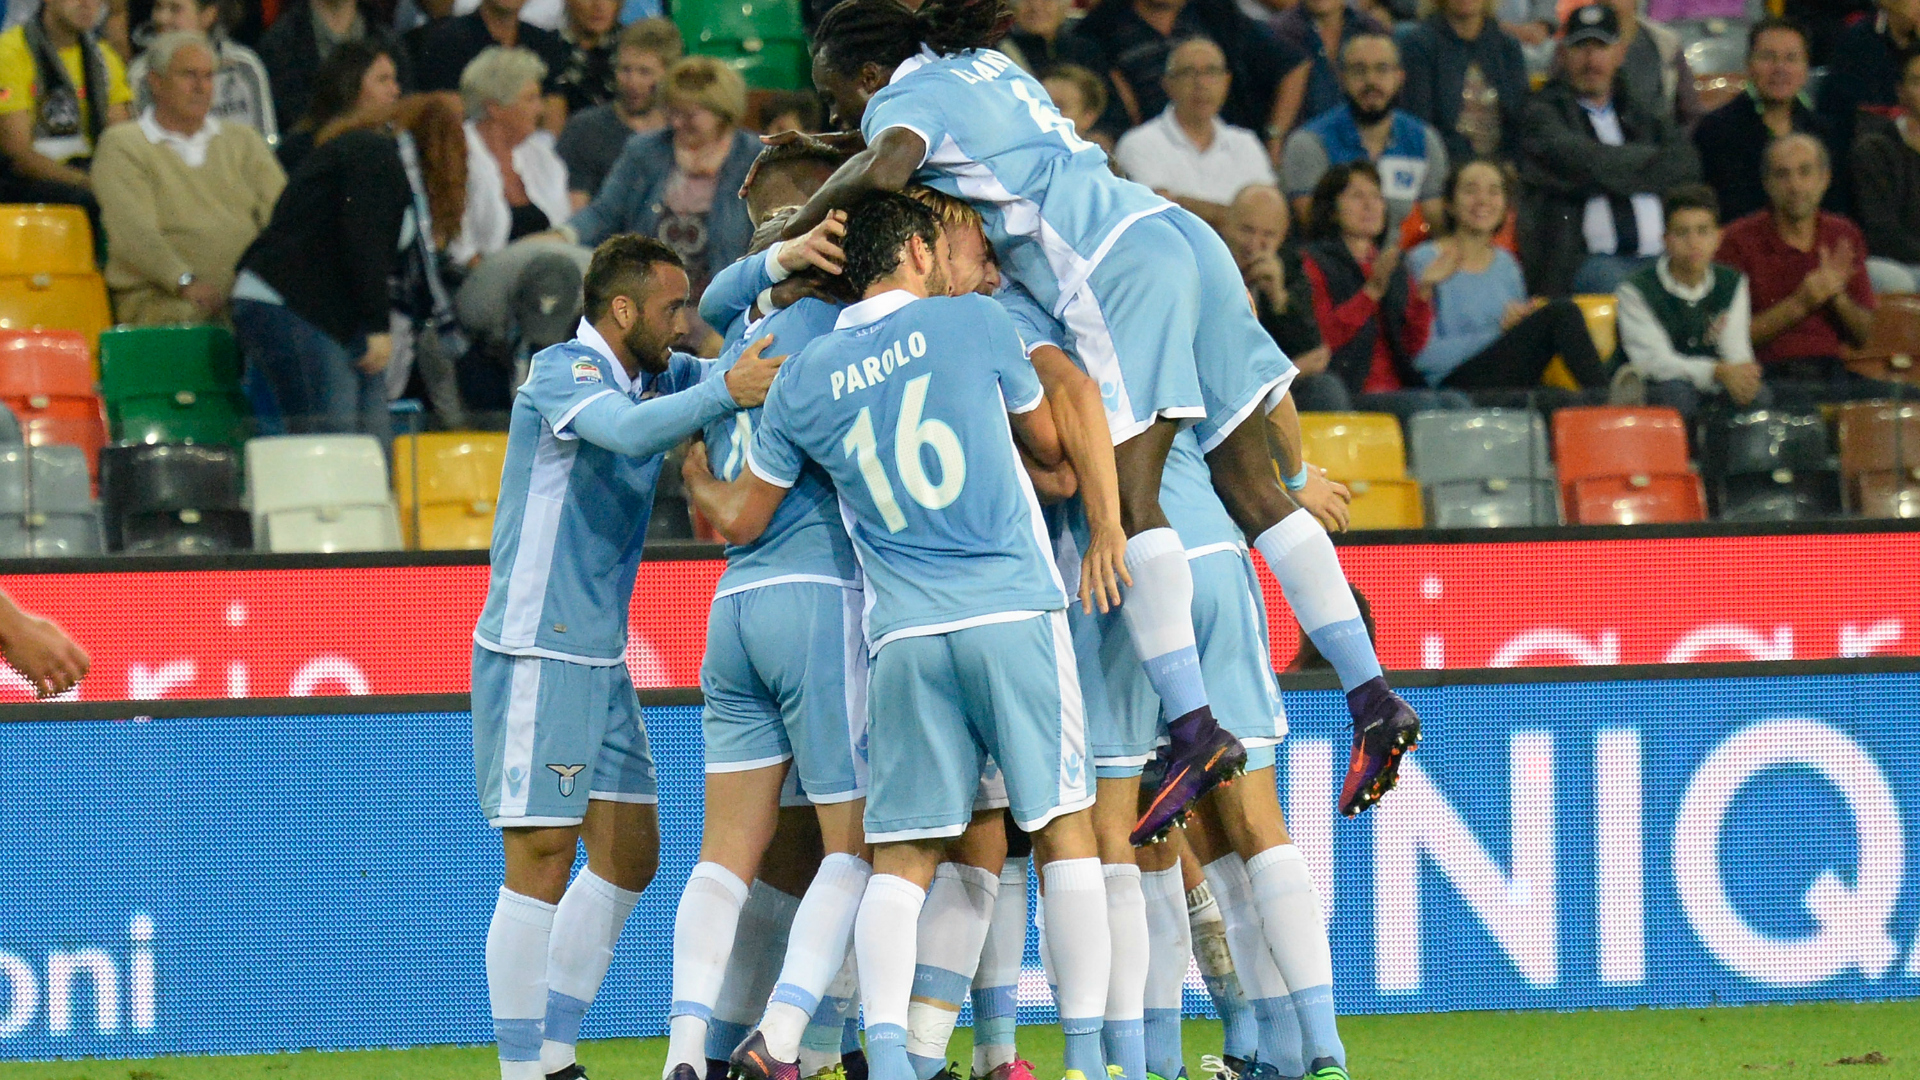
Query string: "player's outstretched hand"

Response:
xmin=723 ymin=335 xmax=788 ymax=409
xmin=776 ymin=211 xmax=847 ymax=276
xmin=1080 ymin=521 xmax=1132 ymax=614
xmin=0 ymin=601 xmax=87 ymax=699
xmin=1295 ymin=464 xmax=1352 ymax=533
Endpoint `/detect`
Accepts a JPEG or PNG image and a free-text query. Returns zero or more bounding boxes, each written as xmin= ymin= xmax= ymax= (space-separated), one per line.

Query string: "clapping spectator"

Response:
xmin=410 ymin=0 xmax=568 ymax=129
xmin=1397 ymin=0 xmax=1531 ymax=163
xmin=129 ymin=0 xmax=275 ymax=142
xmin=555 ymin=17 xmax=676 ymax=203
xmin=0 ymin=0 xmax=132 ymax=206
xmin=550 ymin=0 xmax=617 ymax=115
xmin=257 ymin=0 xmax=407 ymax=139
xmin=1282 ymin=33 xmax=1448 ymax=243
xmin=1718 ymin=132 xmax=1884 ymax=404
xmin=1616 ymin=184 xmax=1765 ymax=419
xmin=1220 ymin=184 xmax=1335 ymax=407
xmin=1853 ymin=50 xmax=1920 ymax=293
xmin=1407 ymin=159 xmax=1609 ymax=396
xmin=1115 ymin=38 xmax=1277 ymax=226
xmin=276 ymin=38 xmax=400 ymax=170
xmin=1517 ymin=3 xmax=1699 ymax=296
xmin=95 ymin=31 xmax=285 ymax=325
xmin=1076 ymin=0 xmax=1307 ymax=145
xmin=1693 ymin=18 xmax=1837 ymax=223
xmin=1269 ymin=0 xmax=1384 ymax=125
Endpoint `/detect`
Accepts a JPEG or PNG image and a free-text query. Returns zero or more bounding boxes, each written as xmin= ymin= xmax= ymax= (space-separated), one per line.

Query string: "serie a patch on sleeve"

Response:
xmin=573 ymin=360 xmax=603 ymax=384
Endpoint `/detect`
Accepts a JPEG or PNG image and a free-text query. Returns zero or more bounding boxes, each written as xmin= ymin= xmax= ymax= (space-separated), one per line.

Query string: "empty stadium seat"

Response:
xmin=1553 ymin=406 xmax=1703 ymax=523
xmin=99 ymin=325 xmax=250 ymax=447
xmin=100 ymin=443 xmax=246 ymax=553
xmin=1299 ymin=411 xmax=1423 ymax=529
xmin=0 ymin=205 xmax=95 ymax=277
xmin=1836 ymin=401 xmax=1920 ymax=513
xmin=1700 ymin=409 xmax=1840 ymax=520
xmin=1845 ymin=292 xmax=1920 ymax=385
xmin=392 ymin=432 xmax=508 ymax=549
xmin=246 ymin=435 xmax=402 ymax=552
xmin=0 ymin=272 xmax=111 ymax=349
xmin=1407 ymin=409 xmax=1559 ymax=527
xmin=1425 ymin=478 xmax=1560 ymax=527
xmin=1854 ymin=470 xmax=1920 ymax=518
xmin=0 ymin=444 xmax=101 ymax=555
xmin=0 ymin=329 xmax=105 ymax=479
xmin=676 ymin=0 xmax=809 ymax=88
xmin=1566 ymin=473 xmax=1707 ymax=524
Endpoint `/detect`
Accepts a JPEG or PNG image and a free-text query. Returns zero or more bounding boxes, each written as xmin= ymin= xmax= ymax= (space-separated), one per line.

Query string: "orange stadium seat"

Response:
xmin=1566 ymin=473 xmax=1707 ymax=525
xmin=1846 ymin=294 xmax=1920 ymax=386
xmin=1298 ymin=411 xmax=1424 ymax=528
xmin=0 ymin=329 xmax=105 ymax=480
xmin=393 ymin=432 xmax=508 ymax=550
xmin=0 ymin=204 xmax=95 ymax=277
xmin=1553 ymin=406 xmax=1703 ymax=523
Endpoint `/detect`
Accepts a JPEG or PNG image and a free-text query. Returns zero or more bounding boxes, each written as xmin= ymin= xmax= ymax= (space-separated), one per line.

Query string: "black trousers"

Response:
xmin=1438 ymin=298 xmax=1609 ymax=392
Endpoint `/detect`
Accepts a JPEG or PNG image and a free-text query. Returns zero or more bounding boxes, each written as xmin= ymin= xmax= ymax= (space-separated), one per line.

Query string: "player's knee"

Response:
xmin=1030 ymin=807 xmax=1099 ymax=866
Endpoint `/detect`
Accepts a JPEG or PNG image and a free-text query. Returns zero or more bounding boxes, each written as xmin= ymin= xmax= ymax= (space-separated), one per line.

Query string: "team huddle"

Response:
xmin=467 ymin=2 xmax=1421 ymax=1080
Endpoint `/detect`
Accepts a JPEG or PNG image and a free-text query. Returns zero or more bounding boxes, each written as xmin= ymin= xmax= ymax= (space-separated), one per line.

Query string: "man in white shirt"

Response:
xmin=1114 ymin=37 xmax=1277 ymax=229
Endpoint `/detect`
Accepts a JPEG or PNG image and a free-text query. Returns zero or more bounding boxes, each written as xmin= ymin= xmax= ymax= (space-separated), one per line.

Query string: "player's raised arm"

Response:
xmin=780 ymin=127 xmax=929 ymax=239
xmin=680 ymin=369 xmax=809 ymax=546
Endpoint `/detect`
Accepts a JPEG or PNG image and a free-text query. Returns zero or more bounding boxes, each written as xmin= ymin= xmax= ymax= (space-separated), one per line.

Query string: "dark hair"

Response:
xmin=584 ymin=235 xmax=685 ymax=321
xmin=1436 ymin=157 xmax=1510 ymax=235
xmin=754 ymin=89 xmax=826 ymax=132
xmin=1662 ymin=182 xmax=1720 ymax=226
xmin=1306 ymin=161 xmax=1383 ymax=242
xmin=302 ymin=39 xmax=391 ymax=131
xmin=840 ymin=191 xmax=940 ymax=295
xmin=1746 ymin=15 xmax=1809 ymax=55
xmin=813 ymin=0 xmax=1014 ymax=80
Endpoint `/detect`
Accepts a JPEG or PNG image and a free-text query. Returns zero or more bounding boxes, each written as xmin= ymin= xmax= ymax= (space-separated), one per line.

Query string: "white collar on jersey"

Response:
xmin=836 ymin=289 xmax=920 ymax=329
xmin=574 ymin=317 xmax=635 ymax=393
xmin=891 ymin=47 xmax=936 ymax=85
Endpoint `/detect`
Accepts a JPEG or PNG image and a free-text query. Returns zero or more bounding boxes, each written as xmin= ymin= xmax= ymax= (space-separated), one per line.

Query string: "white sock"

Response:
xmin=761 ymin=853 xmax=874 ymax=1061
xmin=908 ymin=863 xmax=1001 ymax=1076
xmin=1042 ymin=857 xmax=1112 ymax=1080
xmin=1247 ymin=845 xmax=1343 ymax=1068
xmin=1120 ymin=529 xmax=1210 ymax=720
xmin=1206 ymin=855 xmax=1301 ymax=1074
xmin=711 ymin=880 xmax=802 ymax=1060
xmin=972 ymin=858 xmax=1028 ymax=1076
xmin=1188 ymin=879 xmax=1256 ymax=1062
xmin=540 ymin=869 xmax=643 ymax=1072
xmin=1252 ymin=510 xmax=1381 ymax=693
xmin=857 ymin=874 xmax=930 ymax=1078
xmin=488 ymin=887 xmax=556 ymax=1080
xmin=665 ymin=862 xmax=751 ymax=1076
xmin=1102 ymin=863 xmax=1149 ymax=1080
xmin=800 ymin=948 xmax=859 ymax=1077
xmin=1140 ymin=866 xmax=1190 ymax=1080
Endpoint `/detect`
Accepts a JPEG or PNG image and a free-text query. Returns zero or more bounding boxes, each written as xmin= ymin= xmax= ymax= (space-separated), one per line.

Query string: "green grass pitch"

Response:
xmin=3 ymin=1002 xmax=1918 ymax=1080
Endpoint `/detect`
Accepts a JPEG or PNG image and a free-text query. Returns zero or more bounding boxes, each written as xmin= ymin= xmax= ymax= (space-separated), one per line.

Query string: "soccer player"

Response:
xmin=694 ymin=190 xmax=1118 ymax=1080
xmin=769 ymin=0 xmax=1417 ymax=834
xmin=471 ymin=235 xmax=786 ymax=1080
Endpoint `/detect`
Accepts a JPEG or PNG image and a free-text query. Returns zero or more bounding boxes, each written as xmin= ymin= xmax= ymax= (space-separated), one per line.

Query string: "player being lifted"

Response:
xmin=694 ymin=191 xmax=1123 ymax=1080
xmin=767 ymin=0 xmax=1417 ymax=837
xmin=470 ymin=236 xmax=785 ymax=1080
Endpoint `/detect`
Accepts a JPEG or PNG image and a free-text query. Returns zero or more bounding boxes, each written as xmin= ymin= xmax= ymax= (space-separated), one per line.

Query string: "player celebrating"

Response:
xmin=773 ymin=0 xmax=1417 ymax=835
xmin=471 ymin=235 xmax=785 ymax=1080
xmin=696 ymin=191 xmax=1119 ymax=1080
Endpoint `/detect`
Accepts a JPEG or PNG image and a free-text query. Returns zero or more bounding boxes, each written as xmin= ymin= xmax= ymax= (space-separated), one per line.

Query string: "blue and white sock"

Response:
xmin=1120 ymin=529 xmax=1213 ymax=726
xmin=1253 ymin=511 xmax=1381 ymax=694
xmin=800 ymin=950 xmax=859 ymax=1078
xmin=667 ymin=863 xmax=751 ymax=1076
xmin=1043 ymin=858 xmax=1112 ymax=1079
xmin=1140 ymin=866 xmax=1189 ymax=1080
xmin=1187 ymin=881 xmax=1255 ymax=1063
xmin=858 ymin=875 xmax=929 ymax=1080
xmin=1246 ymin=846 xmax=1342 ymax=1071
xmin=1103 ymin=864 xmax=1149 ymax=1080
xmin=541 ymin=869 xmax=643 ymax=1073
xmin=908 ymin=863 xmax=1000 ymax=1079
xmin=1202 ymin=857 xmax=1302 ymax=1076
xmin=708 ymin=880 xmax=801 ymax=1060
xmin=762 ymin=853 xmax=874 ymax=1061
xmin=972 ymin=858 xmax=1028 ymax=1077
xmin=488 ymin=887 xmax=556 ymax=1080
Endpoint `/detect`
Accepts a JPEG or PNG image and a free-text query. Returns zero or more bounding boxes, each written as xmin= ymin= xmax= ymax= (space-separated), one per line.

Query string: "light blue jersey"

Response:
xmin=703 ymin=297 xmax=860 ymax=597
xmin=748 ymin=290 xmax=1067 ymax=651
xmin=475 ymin=319 xmax=735 ymax=664
xmin=863 ymin=48 xmax=1167 ymax=316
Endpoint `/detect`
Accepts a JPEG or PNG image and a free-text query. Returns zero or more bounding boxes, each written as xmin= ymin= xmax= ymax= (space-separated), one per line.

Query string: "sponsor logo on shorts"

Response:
xmin=506 ymin=765 xmax=527 ymax=797
xmin=1062 ymin=749 xmax=1084 ymax=788
xmin=573 ymin=361 xmax=603 ymax=384
xmin=547 ymin=763 xmax=587 ymax=796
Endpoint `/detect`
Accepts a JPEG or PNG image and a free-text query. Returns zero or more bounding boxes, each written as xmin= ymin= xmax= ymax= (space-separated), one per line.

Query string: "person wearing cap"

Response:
xmin=1515 ymin=1 xmax=1699 ymax=297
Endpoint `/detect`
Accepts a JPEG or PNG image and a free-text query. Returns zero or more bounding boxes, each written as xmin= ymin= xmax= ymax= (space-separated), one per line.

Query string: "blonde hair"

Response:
xmin=902 ymin=185 xmax=986 ymax=236
xmin=459 ymin=46 xmax=548 ymax=121
xmin=619 ymin=17 xmax=684 ymax=62
xmin=663 ymin=55 xmax=749 ymax=128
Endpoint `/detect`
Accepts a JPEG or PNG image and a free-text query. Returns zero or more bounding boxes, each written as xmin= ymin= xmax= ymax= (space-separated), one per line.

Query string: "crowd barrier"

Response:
xmin=1 ymin=661 xmax=1916 ymax=1059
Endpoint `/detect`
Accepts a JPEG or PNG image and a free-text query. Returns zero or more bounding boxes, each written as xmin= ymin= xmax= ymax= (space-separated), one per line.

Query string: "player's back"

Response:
xmin=749 ymin=291 xmax=1066 ymax=649
xmin=863 ymin=49 xmax=1165 ymax=313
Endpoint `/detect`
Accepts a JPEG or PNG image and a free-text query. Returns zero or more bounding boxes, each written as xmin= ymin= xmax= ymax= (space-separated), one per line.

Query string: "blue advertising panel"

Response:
xmin=1 ymin=671 xmax=1917 ymax=1059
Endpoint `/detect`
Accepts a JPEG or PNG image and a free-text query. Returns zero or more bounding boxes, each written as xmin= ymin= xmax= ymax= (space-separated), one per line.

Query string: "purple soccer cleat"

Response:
xmin=1338 ymin=677 xmax=1420 ymax=817
xmin=1131 ymin=707 xmax=1247 ymax=846
xmin=731 ymin=1031 xmax=802 ymax=1080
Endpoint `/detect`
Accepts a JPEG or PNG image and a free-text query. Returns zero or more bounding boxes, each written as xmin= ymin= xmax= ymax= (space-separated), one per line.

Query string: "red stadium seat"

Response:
xmin=1553 ymin=406 xmax=1691 ymax=483
xmin=0 ymin=328 xmax=105 ymax=480
xmin=1566 ymin=473 xmax=1708 ymax=524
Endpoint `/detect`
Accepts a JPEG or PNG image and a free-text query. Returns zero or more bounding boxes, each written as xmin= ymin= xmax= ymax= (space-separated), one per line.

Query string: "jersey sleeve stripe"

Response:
xmin=550 ymin=388 xmax=619 ymax=439
xmin=745 ymin=445 xmax=798 ymax=489
xmin=1006 ymin=387 xmax=1045 ymax=414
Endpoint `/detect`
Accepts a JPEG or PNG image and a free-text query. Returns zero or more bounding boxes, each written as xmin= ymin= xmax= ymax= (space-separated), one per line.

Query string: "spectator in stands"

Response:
xmin=555 ymin=17 xmax=675 ymax=204
xmin=275 ymin=38 xmax=399 ymax=170
xmin=1497 ymin=0 xmax=1557 ymax=73
xmin=1299 ymin=161 xmax=1460 ymax=421
xmin=1854 ymin=49 xmax=1920 ymax=293
xmin=1074 ymin=0 xmax=1307 ymax=147
xmin=257 ymin=0 xmax=407 ymax=140
xmin=1282 ymin=33 xmax=1449 ymax=244
xmin=1602 ymin=0 xmax=1700 ymax=129
xmin=1407 ymin=158 xmax=1609 ymax=394
xmin=1269 ymin=0 xmax=1384 ymax=125
xmin=94 ymin=31 xmax=284 ymax=325
xmin=1693 ymin=19 xmax=1835 ymax=224
xmin=558 ymin=54 xmax=755 ymax=354
xmin=0 ymin=0 xmax=132 ymax=206
xmin=999 ymin=0 xmax=1102 ymax=77
xmin=230 ymin=44 xmax=410 ymax=441
xmin=1718 ymin=133 xmax=1884 ymax=403
xmin=1220 ymin=184 xmax=1336 ymax=408
xmin=410 ymin=0 xmax=568 ymax=129
xmin=755 ymin=89 xmax=821 ymax=135
xmin=390 ymin=91 xmax=471 ymax=427
xmin=128 ymin=0 xmax=275 ymax=142
xmin=1818 ymin=0 xmax=1918 ymax=167
xmin=1616 ymin=183 xmax=1764 ymax=418
xmin=1397 ymin=0 xmax=1531 ymax=164
xmin=1517 ymin=3 xmax=1699 ymax=296
xmin=1114 ymin=38 xmax=1276 ymax=225
xmin=550 ymin=0 xmax=616 ymax=115
xmin=1043 ymin=64 xmax=1117 ymax=157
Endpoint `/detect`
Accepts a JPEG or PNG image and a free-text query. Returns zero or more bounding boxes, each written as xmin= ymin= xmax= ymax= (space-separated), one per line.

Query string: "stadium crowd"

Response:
xmin=6 ymin=0 xmax=1916 ymax=453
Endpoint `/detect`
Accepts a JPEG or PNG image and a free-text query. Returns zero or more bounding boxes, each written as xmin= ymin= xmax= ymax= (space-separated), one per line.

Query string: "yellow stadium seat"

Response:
xmin=1573 ymin=294 xmax=1617 ymax=360
xmin=1297 ymin=411 xmax=1408 ymax=481
xmin=0 ymin=205 xmax=95 ymax=276
xmin=0 ymin=272 xmax=112 ymax=353
xmin=393 ymin=431 xmax=508 ymax=549
xmin=1344 ymin=478 xmax=1426 ymax=529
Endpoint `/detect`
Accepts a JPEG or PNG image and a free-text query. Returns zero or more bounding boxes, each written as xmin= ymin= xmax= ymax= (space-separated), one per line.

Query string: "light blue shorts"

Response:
xmin=1062 ymin=206 xmax=1295 ymax=451
xmin=471 ymin=645 xmax=656 ymax=828
xmin=1191 ymin=546 xmax=1287 ymax=756
xmin=864 ymin=611 xmax=1092 ymax=842
xmin=700 ymin=581 xmax=868 ymax=804
xmin=1064 ymin=600 xmax=1160 ymax=778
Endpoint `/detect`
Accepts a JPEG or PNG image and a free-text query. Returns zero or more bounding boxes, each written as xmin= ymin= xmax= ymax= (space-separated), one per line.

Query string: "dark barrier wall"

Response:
xmin=2 ymin=663 xmax=1917 ymax=1059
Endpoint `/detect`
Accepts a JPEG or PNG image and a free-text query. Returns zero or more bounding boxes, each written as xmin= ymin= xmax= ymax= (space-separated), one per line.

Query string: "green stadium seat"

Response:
xmin=676 ymin=0 xmax=809 ymax=89
xmin=98 ymin=325 xmax=249 ymax=447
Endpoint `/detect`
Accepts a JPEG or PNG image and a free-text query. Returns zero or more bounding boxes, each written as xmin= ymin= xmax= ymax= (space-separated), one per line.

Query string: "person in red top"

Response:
xmin=1716 ymin=131 xmax=1891 ymax=404
xmin=1298 ymin=160 xmax=1462 ymax=421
